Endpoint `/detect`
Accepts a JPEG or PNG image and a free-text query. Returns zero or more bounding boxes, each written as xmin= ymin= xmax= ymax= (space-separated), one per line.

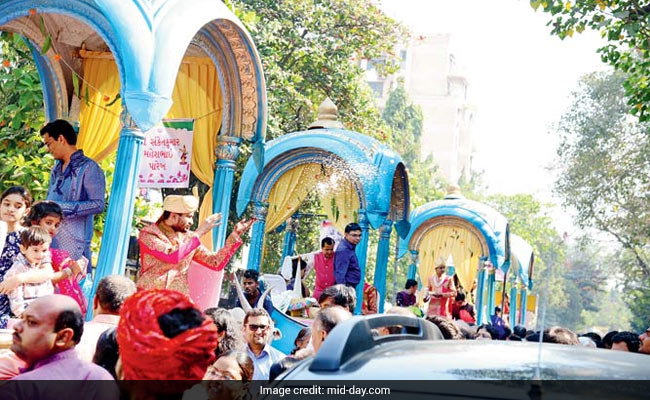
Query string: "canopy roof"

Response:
xmin=509 ymin=233 xmax=534 ymax=289
xmin=236 ymin=128 xmax=410 ymax=236
xmin=398 ymin=192 xmax=510 ymax=271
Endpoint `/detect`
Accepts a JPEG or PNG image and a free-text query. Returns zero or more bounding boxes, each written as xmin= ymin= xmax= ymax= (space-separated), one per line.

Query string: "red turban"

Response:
xmin=117 ymin=289 xmax=218 ymax=380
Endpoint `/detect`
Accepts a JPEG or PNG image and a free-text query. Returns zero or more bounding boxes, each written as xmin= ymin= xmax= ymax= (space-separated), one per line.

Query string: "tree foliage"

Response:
xmin=532 ymin=0 xmax=650 ymax=121
xmin=554 ymin=70 xmax=650 ymax=330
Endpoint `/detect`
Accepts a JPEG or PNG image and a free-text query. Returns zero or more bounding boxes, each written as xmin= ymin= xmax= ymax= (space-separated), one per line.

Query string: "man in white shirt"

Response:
xmin=77 ymin=275 xmax=136 ymax=361
xmin=243 ymin=308 xmax=285 ymax=380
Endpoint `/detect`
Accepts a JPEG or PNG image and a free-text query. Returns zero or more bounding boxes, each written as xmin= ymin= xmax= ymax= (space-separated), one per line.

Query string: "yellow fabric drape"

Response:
xmin=321 ymin=177 xmax=360 ymax=233
xmin=78 ymin=53 xmax=222 ymax=249
xmin=418 ymin=225 xmax=483 ymax=292
xmin=77 ymin=54 xmax=122 ymax=161
xmin=265 ymin=164 xmax=322 ymax=233
xmin=167 ymin=58 xmax=222 ymax=249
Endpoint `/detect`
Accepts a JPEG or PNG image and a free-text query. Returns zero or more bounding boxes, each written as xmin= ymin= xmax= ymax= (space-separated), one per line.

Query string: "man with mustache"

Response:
xmin=137 ymin=195 xmax=253 ymax=294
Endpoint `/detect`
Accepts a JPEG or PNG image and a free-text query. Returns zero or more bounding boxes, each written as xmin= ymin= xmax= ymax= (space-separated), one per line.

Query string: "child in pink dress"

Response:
xmin=1 ymin=201 xmax=86 ymax=314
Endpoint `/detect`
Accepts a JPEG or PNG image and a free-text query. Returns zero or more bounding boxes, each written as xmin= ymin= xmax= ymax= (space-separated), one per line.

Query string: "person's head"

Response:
xmin=40 ymin=119 xmax=77 ymax=160
xmin=435 ymin=262 xmax=446 ymax=277
xmin=92 ymin=328 xmax=119 ymax=379
xmin=93 ymin=275 xmax=137 ymax=316
xmin=640 ymin=327 xmax=650 ymax=354
xmin=292 ymin=257 xmax=308 ymax=279
xmin=24 ymin=200 xmax=64 ymax=237
xmin=204 ymin=308 xmax=244 ymax=358
xmin=611 ymin=331 xmax=641 ymax=353
xmin=475 ymin=324 xmax=499 ymax=340
xmin=494 ymin=306 xmax=502 ymax=317
xmin=204 ymin=350 xmax=254 ymax=381
xmin=580 ymin=332 xmax=604 ymax=348
xmin=455 ymin=290 xmax=467 ymax=306
xmin=405 ymin=279 xmax=418 ymax=295
xmin=12 ymin=294 xmax=83 ymax=366
xmin=0 ymin=186 xmax=32 ymax=226
xmin=538 ymin=326 xmax=580 ymax=346
xmin=242 ymin=308 xmax=272 ymax=350
xmin=116 ymin=289 xmax=219 ymax=381
xmin=602 ymin=330 xmax=619 ymax=349
xmin=318 ymin=284 xmax=356 ymax=313
xmin=311 ymin=306 xmax=351 ymax=353
xmin=242 ymin=269 xmax=260 ymax=297
xmin=321 ymin=237 xmax=335 ymax=259
xmin=426 ymin=316 xmax=464 ymax=340
xmin=344 ymin=223 xmax=362 ymax=246
xmin=158 ymin=195 xmax=199 ymax=232
xmin=19 ymin=226 xmax=52 ymax=265
xmin=513 ymin=325 xmax=527 ymax=339
xmin=292 ymin=327 xmax=311 ymax=354
xmin=376 ymin=306 xmax=417 ymax=336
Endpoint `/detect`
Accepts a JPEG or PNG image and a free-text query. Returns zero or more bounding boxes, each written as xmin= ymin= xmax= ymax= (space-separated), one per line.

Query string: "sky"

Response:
xmin=379 ymin=0 xmax=609 ymax=233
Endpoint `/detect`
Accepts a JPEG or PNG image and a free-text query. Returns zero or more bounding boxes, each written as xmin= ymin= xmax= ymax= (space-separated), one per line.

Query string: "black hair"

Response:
xmin=24 ymin=200 xmax=64 ymax=227
xmin=54 ymin=308 xmax=84 ymax=344
xmin=455 ymin=291 xmax=466 ymax=302
xmin=318 ymin=284 xmax=356 ymax=313
xmin=243 ymin=269 xmax=260 ymax=282
xmin=157 ymin=307 xmax=205 ymax=339
xmin=20 ymin=226 xmax=52 ymax=248
xmin=291 ymin=327 xmax=311 ymax=355
xmin=92 ymin=328 xmax=119 ymax=379
xmin=291 ymin=257 xmax=307 ymax=276
xmin=611 ymin=331 xmax=641 ymax=353
xmin=321 ymin=237 xmax=335 ymax=247
xmin=269 ymin=356 xmax=299 ymax=381
xmin=344 ymin=222 xmax=361 ymax=233
xmin=1 ymin=186 xmax=33 ymax=208
xmin=243 ymin=308 xmax=271 ymax=326
xmin=405 ymin=279 xmax=418 ymax=290
xmin=603 ymin=330 xmax=619 ymax=348
xmin=513 ymin=325 xmax=527 ymax=339
xmin=494 ymin=306 xmax=501 ymax=314
xmin=157 ymin=210 xmax=172 ymax=224
xmin=219 ymin=350 xmax=254 ymax=382
xmin=40 ymin=119 xmax=77 ymax=145
xmin=580 ymin=332 xmax=604 ymax=348
xmin=95 ymin=275 xmax=137 ymax=314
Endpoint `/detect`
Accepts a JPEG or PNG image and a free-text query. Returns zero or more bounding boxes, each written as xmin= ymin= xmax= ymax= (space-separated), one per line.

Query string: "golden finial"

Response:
xmin=308 ymin=97 xmax=345 ymax=129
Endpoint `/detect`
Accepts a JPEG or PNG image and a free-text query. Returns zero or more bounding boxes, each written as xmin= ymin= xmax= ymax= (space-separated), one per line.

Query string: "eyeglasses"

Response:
xmin=247 ymin=324 xmax=269 ymax=332
xmin=348 ymin=233 xmax=362 ymax=237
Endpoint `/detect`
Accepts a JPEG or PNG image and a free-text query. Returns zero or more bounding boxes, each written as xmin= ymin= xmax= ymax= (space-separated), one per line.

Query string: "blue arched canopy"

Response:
xmin=237 ymin=128 xmax=410 ymax=236
xmin=398 ymin=194 xmax=510 ymax=271
xmin=509 ymin=233 xmax=534 ymax=290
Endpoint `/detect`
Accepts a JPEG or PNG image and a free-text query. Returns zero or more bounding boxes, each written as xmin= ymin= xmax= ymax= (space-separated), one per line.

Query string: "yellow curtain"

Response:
xmin=418 ymin=225 xmax=483 ymax=293
xmin=166 ymin=58 xmax=222 ymax=249
xmin=77 ymin=52 xmax=122 ymax=161
xmin=321 ymin=176 xmax=360 ymax=233
xmin=265 ymin=163 xmax=322 ymax=233
xmin=78 ymin=53 xmax=222 ymax=249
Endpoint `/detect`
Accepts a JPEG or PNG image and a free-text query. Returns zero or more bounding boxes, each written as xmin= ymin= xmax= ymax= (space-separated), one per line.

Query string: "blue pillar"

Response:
xmin=247 ymin=202 xmax=268 ymax=271
xmin=212 ymin=136 xmax=241 ymax=248
xmin=90 ymin=109 xmax=143 ymax=319
xmin=509 ymin=280 xmax=518 ymax=328
xmin=519 ymin=286 xmax=528 ymax=326
xmin=475 ymin=257 xmax=487 ymax=325
xmin=486 ymin=267 xmax=496 ymax=320
xmin=354 ymin=210 xmax=370 ymax=315
xmin=373 ymin=220 xmax=393 ymax=314
xmin=407 ymin=249 xmax=418 ymax=281
xmin=280 ymin=215 xmax=298 ymax=261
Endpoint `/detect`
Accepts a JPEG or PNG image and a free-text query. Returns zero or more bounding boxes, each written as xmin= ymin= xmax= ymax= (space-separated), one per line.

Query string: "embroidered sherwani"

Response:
xmin=47 ymin=150 xmax=106 ymax=268
xmin=137 ymin=222 xmax=242 ymax=294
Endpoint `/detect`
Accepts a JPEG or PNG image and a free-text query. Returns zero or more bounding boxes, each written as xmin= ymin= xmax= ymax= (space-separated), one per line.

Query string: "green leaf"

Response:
xmin=84 ymin=85 xmax=90 ymax=106
xmin=72 ymin=73 xmax=80 ymax=98
xmin=530 ymin=0 xmax=542 ymax=11
xmin=39 ymin=16 xmax=46 ymax=36
xmin=40 ymin=34 xmax=51 ymax=55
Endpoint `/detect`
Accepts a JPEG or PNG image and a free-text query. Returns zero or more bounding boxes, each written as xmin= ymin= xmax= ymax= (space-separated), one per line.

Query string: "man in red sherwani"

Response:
xmin=137 ymin=194 xmax=253 ymax=294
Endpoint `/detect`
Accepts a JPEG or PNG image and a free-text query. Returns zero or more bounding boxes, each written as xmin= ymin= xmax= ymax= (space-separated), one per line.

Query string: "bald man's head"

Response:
xmin=11 ymin=295 xmax=84 ymax=366
xmin=311 ymin=306 xmax=351 ymax=353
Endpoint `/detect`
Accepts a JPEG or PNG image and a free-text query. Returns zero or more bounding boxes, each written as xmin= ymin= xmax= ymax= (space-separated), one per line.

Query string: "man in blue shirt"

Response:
xmin=235 ymin=269 xmax=274 ymax=316
xmin=333 ymin=223 xmax=362 ymax=287
xmin=40 ymin=120 xmax=105 ymax=270
xmin=243 ymin=309 xmax=285 ymax=380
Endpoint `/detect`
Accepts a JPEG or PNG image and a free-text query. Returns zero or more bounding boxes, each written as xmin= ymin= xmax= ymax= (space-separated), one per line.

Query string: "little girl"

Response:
xmin=0 ymin=201 xmax=87 ymax=314
xmin=0 ymin=186 xmax=32 ymax=328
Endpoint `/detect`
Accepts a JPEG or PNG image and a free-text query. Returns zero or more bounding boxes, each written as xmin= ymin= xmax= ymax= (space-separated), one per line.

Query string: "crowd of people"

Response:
xmin=0 ymin=119 xmax=648 ymax=399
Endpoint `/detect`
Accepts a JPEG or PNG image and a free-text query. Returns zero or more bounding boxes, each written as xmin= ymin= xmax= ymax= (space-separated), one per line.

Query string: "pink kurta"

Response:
xmin=312 ymin=252 xmax=335 ymax=300
xmin=137 ymin=223 xmax=242 ymax=295
xmin=427 ymin=274 xmax=454 ymax=317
